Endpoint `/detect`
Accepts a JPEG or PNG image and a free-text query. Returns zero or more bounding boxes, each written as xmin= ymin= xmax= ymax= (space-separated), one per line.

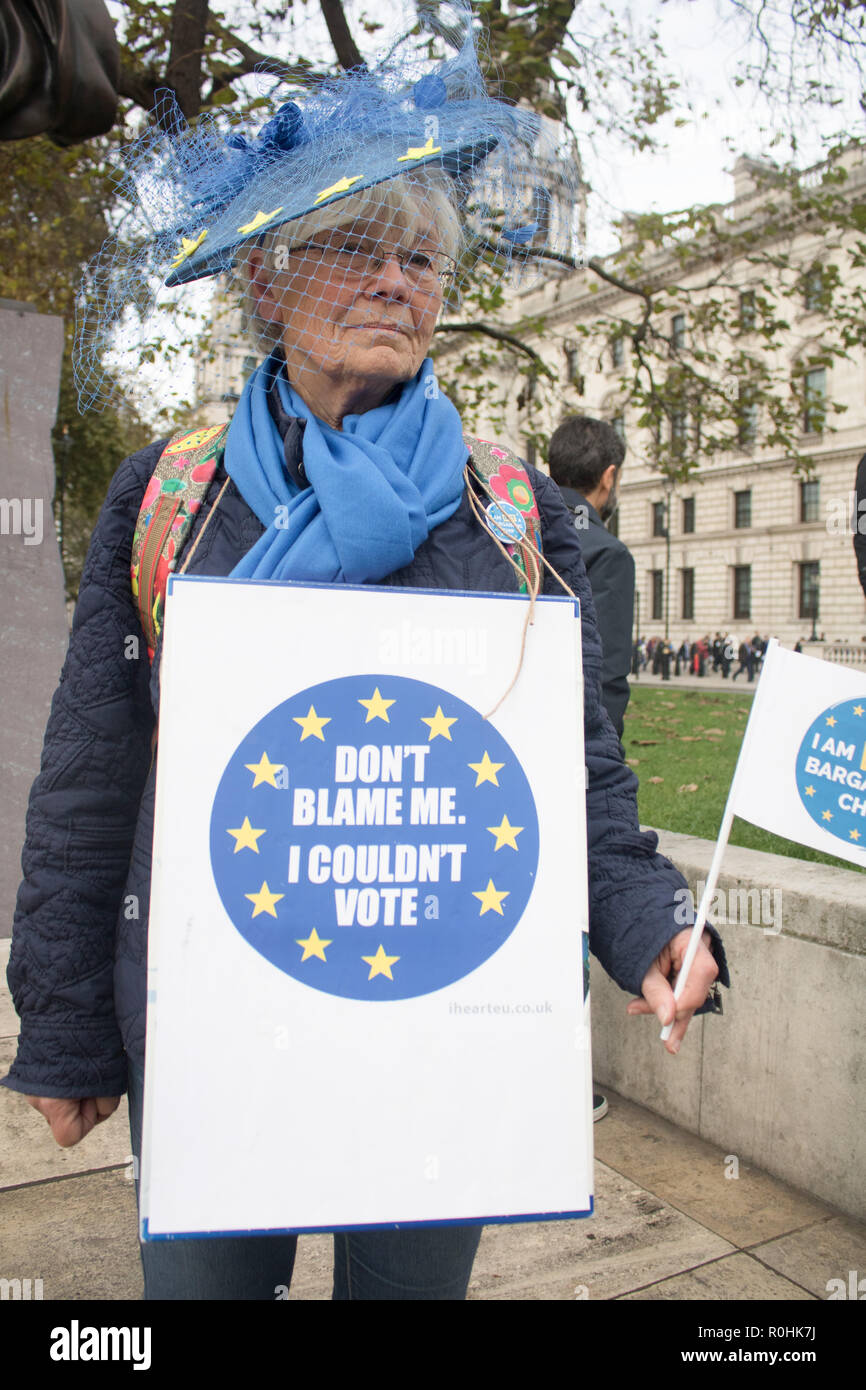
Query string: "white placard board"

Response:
xmin=140 ymin=577 xmax=592 ymax=1238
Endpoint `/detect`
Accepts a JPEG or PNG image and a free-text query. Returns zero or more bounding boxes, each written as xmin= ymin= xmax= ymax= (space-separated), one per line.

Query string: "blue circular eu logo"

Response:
xmin=210 ymin=675 xmax=540 ymax=1000
xmin=795 ymin=696 xmax=866 ymax=851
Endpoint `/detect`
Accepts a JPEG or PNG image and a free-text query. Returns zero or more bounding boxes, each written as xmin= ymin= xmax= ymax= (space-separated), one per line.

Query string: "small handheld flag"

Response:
xmin=662 ymin=639 xmax=866 ymax=1039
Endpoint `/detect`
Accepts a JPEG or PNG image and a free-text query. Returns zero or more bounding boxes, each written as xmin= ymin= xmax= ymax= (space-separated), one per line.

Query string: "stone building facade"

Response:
xmin=194 ymin=153 xmax=866 ymax=651
xmin=434 ymin=152 xmax=866 ymax=652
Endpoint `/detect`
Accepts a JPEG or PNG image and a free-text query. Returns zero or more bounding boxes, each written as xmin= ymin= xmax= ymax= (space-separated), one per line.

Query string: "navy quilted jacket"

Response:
xmin=3 ymin=428 xmax=727 ymax=1098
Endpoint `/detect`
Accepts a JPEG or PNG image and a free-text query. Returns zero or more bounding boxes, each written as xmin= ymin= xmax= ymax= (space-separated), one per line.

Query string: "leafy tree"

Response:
xmin=0 ymin=133 xmax=151 ymax=597
xmin=3 ymin=0 xmax=864 ymax=599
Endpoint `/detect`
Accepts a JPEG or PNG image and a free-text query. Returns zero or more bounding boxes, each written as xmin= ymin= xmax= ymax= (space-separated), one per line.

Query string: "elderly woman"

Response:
xmin=3 ymin=24 xmax=725 ymax=1302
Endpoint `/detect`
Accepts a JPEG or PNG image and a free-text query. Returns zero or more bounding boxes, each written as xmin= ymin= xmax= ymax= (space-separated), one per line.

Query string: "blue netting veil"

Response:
xmin=73 ymin=2 xmax=579 ymax=412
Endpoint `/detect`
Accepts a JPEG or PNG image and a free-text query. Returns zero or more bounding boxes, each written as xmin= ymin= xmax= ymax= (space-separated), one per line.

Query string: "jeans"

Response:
xmin=127 ymin=1059 xmax=482 ymax=1300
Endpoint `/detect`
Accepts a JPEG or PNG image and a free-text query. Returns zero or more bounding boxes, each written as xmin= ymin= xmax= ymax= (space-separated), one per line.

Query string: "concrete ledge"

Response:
xmin=591 ymin=829 xmax=866 ymax=1222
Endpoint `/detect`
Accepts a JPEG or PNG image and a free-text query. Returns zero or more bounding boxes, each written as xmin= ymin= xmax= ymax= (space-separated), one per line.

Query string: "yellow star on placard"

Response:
xmin=245 ymin=752 xmax=283 ymax=788
xmin=169 ymin=229 xmax=207 ymax=268
xmin=472 ymin=879 xmax=509 ymax=916
xmin=296 ymin=927 xmax=332 ymax=962
xmin=487 ymin=814 xmax=523 ymax=851
xmin=826 ymin=715 xmax=837 ymax=727
xmin=362 ymin=944 xmax=400 ymax=980
xmin=468 ymin=751 xmax=505 ymax=787
xmin=854 ymin=706 xmax=864 ymax=717
xmin=314 ymin=174 xmax=363 ymax=205
xmin=227 ymin=817 xmax=266 ymax=853
xmin=850 ymin=828 xmax=861 ymax=841
xmin=804 ymin=785 xmax=816 ymax=797
xmin=293 ymin=705 xmax=331 ymax=741
xmin=822 ymin=809 xmax=833 ymax=821
xmin=359 ymin=688 xmax=395 ymax=723
xmin=422 ymin=705 xmax=458 ymax=741
xmin=245 ymin=881 xmax=284 ymax=918
xmin=397 ymin=136 xmax=442 ymax=162
xmin=237 ymin=206 xmax=284 ymax=235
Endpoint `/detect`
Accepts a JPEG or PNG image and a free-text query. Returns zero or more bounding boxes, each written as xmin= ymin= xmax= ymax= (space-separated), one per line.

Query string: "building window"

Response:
xmin=610 ymin=414 xmax=625 ymax=442
xmin=681 ymin=568 xmax=695 ymax=622
xmin=682 ymin=497 xmax=695 ymax=533
xmin=803 ymin=367 xmax=826 ymax=434
xmin=563 ymin=342 xmax=584 ymax=393
xmin=524 ymin=438 xmax=537 ymax=468
xmin=799 ymin=561 xmax=820 ymax=620
xmin=607 ymin=508 xmax=619 ymax=538
xmin=733 ymin=565 xmax=751 ymax=620
xmin=530 ymin=186 xmax=552 ymax=243
xmin=800 ymin=479 xmax=820 ymax=523
xmin=739 ymin=291 xmax=756 ymax=331
xmin=611 ymin=336 xmax=625 ymax=368
xmin=671 ymin=409 xmax=688 ymax=455
xmin=737 ymin=388 xmax=758 ymax=445
xmin=652 ymin=501 xmax=667 ymax=537
xmin=671 ymin=313 xmax=686 ymax=351
xmin=803 ymin=266 xmax=825 ymax=312
xmin=734 ymin=489 xmax=752 ymax=529
xmin=651 ymin=569 xmax=664 ymax=621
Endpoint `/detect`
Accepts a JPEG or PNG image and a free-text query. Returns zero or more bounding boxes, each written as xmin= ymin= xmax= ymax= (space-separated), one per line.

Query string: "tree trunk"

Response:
xmin=167 ymin=0 xmax=211 ymax=119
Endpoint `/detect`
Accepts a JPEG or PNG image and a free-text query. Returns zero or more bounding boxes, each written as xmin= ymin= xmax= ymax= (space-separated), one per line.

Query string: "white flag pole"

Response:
xmin=659 ymin=638 xmax=780 ymax=1041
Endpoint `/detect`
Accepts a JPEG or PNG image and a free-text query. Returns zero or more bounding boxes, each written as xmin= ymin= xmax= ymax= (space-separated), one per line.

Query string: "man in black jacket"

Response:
xmin=547 ymin=416 xmax=635 ymax=739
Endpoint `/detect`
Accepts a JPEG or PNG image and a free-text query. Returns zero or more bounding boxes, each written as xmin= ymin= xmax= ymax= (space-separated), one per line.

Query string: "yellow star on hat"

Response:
xmin=237 ymin=206 xmax=284 ymax=235
xmin=314 ymin=174 xmax=363 ymax=205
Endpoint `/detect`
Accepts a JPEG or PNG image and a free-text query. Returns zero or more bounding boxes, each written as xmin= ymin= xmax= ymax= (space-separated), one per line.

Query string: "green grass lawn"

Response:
xmin=623 ymin=685 xmax=864 ymax=872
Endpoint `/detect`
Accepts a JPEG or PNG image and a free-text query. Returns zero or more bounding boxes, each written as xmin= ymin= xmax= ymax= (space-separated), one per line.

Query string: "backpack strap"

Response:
xmin=131 ymin=423 xmax=230 ymax=661
xmin=464 ymin=435 xmax=543 ymax=594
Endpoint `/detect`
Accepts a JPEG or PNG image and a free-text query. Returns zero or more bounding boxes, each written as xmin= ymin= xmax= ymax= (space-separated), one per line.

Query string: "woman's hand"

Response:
xmin=628 ymin=929 xmax=719 ymax=1055
xmin=24 ymin=1094 xmax=121 ymax=1147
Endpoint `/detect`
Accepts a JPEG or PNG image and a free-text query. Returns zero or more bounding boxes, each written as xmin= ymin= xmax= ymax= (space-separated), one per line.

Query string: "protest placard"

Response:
xmin=140 ymin=576 xmax=592 ymax=1238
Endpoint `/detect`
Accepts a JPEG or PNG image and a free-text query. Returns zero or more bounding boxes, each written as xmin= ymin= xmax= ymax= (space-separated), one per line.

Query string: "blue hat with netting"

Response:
xmin=73 ymin=2 xmax=578 ymax=411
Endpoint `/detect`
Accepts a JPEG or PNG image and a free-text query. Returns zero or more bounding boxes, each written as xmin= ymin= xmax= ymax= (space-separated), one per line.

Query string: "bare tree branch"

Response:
xmin=319 ymin=0 xmax=367 ymax=72
xmin=434 ymin=320 xmax=546 ymax=364
xmin=167 ymin=0 xmax=210 ymax=119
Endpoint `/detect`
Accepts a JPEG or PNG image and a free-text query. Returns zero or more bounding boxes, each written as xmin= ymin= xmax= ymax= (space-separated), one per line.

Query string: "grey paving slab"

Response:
xmin=621 ymin=1252 xmax=817 ymax=1301
xmin=0 ymin=1169 xmax=142 ymax=1300
xmin=0 ymin=939 xmax=16 ymax=1039
xmin=751 ymin=1217 xmax=866 ymax=1300
xmin=0 ymin=1038 xmax=132 ymax=1189
xmin=286 ymin=1233 xmax=332 ymax=1300
xmin=466 ymin=1161 xmax=734 ymax=1301
xmin=595 ymin=1092 xmax=836 ymax=1248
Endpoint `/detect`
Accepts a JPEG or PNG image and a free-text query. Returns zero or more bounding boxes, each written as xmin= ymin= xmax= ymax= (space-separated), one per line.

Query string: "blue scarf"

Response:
xmin=224 ymin=352 xmax=467 ymax=584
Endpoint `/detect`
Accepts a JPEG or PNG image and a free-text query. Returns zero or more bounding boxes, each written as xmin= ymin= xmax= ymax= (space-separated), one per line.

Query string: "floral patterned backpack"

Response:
xmin=131 ymin=424 xmax=543 ymax=662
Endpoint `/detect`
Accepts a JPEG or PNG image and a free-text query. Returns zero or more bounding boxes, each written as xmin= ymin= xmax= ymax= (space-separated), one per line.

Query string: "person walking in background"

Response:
xmin=732 ymin=639 xmax=750 ymax=682
xmin=547 ymin=416 xmax=635 ymax=740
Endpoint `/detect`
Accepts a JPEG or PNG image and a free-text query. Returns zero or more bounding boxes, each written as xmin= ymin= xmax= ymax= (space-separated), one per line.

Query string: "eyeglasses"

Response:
xmin=284 ymin=236 xmax=456 ymax=289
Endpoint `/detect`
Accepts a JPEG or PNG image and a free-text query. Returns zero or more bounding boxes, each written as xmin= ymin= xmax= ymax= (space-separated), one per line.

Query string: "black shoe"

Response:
xmin=592 ymin=1091 xmax=608 ymax=1122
